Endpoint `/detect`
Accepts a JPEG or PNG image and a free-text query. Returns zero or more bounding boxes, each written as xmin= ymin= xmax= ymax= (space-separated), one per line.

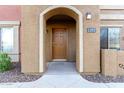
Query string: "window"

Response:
xmin=108 ymin=28 xmax=120 ymax=49
xmin=0 ymin=28 xmax=14 ymax=52
xmin=100 ymin=27 xmax=120 ymax=50
xmin=100 ymin=27 xmax=108 ymax=49
xmin=0 ymin=26 xmax=19 ymax=62
xmin=0 ymin=21 xmax=20 ymax=62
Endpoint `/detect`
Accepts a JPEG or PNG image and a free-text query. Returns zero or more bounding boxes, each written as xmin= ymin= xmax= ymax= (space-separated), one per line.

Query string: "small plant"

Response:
xmin=0 ymin=52 xmax=12 ymax=72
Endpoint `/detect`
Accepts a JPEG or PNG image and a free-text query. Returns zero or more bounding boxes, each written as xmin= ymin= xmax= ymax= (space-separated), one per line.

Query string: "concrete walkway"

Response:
xmin=1 ymin=62 xmax=124 ymax=88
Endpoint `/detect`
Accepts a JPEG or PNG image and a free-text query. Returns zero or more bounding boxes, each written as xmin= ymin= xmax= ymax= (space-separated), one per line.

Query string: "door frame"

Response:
xmin=52 ymin=28 xmax=68 ymax=61
xmin=39 ymin=5 xmax=83 ymax=72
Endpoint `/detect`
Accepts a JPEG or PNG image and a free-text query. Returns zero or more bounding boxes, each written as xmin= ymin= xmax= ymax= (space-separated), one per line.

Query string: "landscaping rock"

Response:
xmin=81 ymin=73 xmax=124 ymax=83
xmin=0 ymin=63 xmax=42 ymax=83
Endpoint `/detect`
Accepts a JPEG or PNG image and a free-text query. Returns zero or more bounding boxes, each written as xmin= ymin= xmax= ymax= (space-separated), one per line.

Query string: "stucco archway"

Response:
xmin=39 ymin=5 xmax=83 ymax=72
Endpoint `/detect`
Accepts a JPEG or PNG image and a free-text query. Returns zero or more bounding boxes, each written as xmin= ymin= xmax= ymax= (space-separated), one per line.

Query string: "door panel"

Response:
xmin=52 ymin=28 xmax=67 ymax=59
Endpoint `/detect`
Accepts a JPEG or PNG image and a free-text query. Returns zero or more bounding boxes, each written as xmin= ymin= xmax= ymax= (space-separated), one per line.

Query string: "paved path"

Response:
xmin=0 ymin=62 xmax=124 ymax=88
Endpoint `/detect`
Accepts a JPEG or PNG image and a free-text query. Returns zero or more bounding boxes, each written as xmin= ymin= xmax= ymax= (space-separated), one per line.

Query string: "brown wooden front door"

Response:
xmin=52 ymin=28 xmax=67 ymax=59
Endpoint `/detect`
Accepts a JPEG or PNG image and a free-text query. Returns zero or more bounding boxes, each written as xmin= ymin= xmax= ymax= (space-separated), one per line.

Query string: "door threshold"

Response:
xmin=52 ymin=59 xmax=67 ymax=61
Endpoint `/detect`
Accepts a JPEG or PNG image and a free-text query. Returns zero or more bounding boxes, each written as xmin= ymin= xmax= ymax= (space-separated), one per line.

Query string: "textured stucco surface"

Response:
xmin=21 ymin=5 xmax=100 ymax=73
xmin=0 ymin=5 xmax=21 ymax=20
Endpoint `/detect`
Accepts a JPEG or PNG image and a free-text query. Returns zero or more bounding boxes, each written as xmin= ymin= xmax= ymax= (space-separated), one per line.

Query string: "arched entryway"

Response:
xmin=39 ymin=6 xmax=83 ymax=73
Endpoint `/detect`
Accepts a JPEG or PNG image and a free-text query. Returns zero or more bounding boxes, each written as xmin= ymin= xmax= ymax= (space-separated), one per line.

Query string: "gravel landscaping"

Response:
xmin=0 ymin=63 xmax=42 ymax=83
xmin=1 ymin=62 xmax=124 ymax=83
xmin=82 ymin=73 xmax=124 ymax=83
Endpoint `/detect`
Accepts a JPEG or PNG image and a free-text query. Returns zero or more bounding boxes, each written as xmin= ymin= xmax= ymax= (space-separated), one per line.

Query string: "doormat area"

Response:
xmin=81 ymin=73 xmax=124 ymax=83
xmin=0 ymin=63 xmax=42 ymax=83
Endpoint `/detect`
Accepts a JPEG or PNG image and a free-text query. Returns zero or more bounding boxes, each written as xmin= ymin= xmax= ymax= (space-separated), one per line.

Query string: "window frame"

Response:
xmin=0 ymin=21 xmax=20 ymax=62
xmin=100 ymin=25 xmax=122 ymax=50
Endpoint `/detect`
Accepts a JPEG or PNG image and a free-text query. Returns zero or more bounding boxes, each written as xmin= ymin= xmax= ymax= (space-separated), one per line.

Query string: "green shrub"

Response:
xmin=0 ymin=53 xmax=12 ymax=72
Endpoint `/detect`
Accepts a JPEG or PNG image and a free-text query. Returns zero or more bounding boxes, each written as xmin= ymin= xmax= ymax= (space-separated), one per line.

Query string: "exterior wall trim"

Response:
xmin=0 ymin=21 xmax=20 ymax=26
xmin=100 ymin=14 xmax=124 ymax=20
xmin=100 ymin=25 xmax=123 ymax=27
xmin=100 ymin=5 xmax=124 ymax=9
xmin=39 ymin=5 xmax=83 ymax=72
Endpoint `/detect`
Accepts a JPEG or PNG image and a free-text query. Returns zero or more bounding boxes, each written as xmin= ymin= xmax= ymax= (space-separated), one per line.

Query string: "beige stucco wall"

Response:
xmin=80 ymin=6 xmax=100 ymax=73
xmin=101 ymin=49 xmax=117 ymax=76
xmin=21 ymin=5 xmax=100 ymax=73
xmin=21 ymin=6 xmax=40 ymax=73
xmin=117 ymin=51 xmax=124 ymax=75
xmin=101 ymin=49 xmax=124 ymax=76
